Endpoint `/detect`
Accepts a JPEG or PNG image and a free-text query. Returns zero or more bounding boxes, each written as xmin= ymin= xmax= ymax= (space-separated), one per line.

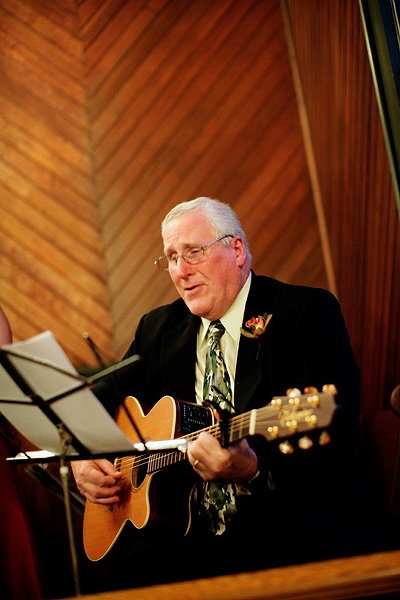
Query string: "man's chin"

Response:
xmin=184 ymin=298 xmax=207 ymax=317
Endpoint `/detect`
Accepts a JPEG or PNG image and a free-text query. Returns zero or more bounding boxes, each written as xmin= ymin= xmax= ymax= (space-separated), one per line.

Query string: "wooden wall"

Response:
xmin=0 ymin=0 xmax=114 ymax=367
xmin=285 ymin=0 xmax=400 ymax=510
xmin=0 ymin=0 xmax=399 ymax=598
xmin=0 ymin=0 xmax=327 ymax=367
xmin=1 ymin=0 xmax=398 ymax=409
xmin=286 ymin=0 xmax=400 ymax=413
xmin=82 ymin=0 xmax=332 ymax=359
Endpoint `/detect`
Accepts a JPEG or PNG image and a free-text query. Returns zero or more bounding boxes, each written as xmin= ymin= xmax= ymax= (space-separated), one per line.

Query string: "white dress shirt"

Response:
xmin=195 ymin=272 xmax=252 ymax=407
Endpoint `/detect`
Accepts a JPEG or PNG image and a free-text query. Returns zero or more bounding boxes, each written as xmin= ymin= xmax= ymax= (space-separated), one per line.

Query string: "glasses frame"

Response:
xmin=154 ymin=234 xmax=234 ymax=271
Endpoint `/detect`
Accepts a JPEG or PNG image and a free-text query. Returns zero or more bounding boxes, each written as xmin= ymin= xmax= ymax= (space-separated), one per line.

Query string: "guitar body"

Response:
xmin=83 ymin=396 xmax=199 ymax=561
xmin=82 ymin=387 xmax=337 ymax=562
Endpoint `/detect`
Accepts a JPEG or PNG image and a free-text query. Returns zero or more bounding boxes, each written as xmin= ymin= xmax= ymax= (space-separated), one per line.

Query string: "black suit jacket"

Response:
xmin=91 ymin=274 xmax=397 ymax=578
xmin=96 ymin=272 xmax=359 ymax=435
xmin=95 ymin=274 xmax=359 ymax=413
xmin=95 ymin=272 xmax=360 ymax=496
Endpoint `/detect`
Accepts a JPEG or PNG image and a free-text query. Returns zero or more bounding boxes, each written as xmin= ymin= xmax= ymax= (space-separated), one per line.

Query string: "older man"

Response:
xmin=73 ymin=197 xmax=396 ymax=592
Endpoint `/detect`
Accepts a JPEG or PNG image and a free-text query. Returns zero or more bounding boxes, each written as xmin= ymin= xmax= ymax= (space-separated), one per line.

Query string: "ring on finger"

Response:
xmin=194 ymin=459 xmax=199 ymax=468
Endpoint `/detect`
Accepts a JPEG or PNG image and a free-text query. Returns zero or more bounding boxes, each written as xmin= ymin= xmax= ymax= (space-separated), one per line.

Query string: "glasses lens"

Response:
xmin=185 ymin=247 xmax=204 ymax=264
xmin=155 ymin=256 xmax=169 ymax=271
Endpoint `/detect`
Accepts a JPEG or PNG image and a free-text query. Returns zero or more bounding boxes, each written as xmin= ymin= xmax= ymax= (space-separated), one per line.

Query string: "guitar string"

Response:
xmin=115 ymin=418 xmax=251 ymax=478
xmin=113 ymin=400 xmax=326 ymax=480
xmin=116 ymin=403 xmax=325 ymax=477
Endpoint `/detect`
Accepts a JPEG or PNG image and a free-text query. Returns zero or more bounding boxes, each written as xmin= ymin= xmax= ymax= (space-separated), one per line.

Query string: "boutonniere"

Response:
xmin=240 ymin=313 xmax=273 ymax=339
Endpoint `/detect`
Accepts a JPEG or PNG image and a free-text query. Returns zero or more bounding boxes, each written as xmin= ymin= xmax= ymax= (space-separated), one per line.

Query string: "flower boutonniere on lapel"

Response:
xmin=241 ymin=313 xmax=273 ymax=339
xmin=241 ymin=313 xmax=272 ymax=359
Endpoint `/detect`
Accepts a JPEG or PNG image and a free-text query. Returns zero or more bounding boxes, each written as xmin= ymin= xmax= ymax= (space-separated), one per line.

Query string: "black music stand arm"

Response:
xmin=57 ymin=423 xmax=81 ymax=596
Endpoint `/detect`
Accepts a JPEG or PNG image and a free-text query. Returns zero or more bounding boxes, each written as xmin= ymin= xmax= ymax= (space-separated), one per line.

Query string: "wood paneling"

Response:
xmin=285 ymin=0 xmax=400 ymax=413
xmin=0 ymin=0 xmax=326 ymax=368
xmin=0 ymin=0 xmax=114 ymax=367
xmin=0 ymin=0 xmax=399 ymax=598
xmin=79 ymin=0 xmax=326 ymax=358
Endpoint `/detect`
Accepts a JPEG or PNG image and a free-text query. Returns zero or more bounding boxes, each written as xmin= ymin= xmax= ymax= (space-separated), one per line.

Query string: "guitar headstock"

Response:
xmin=255 ymin=384 xmax=337 ymax=453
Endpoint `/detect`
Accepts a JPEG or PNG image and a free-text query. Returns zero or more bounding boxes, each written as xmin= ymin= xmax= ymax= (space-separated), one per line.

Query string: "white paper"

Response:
xmin=0 ymin=331 xmax=138 ymax=456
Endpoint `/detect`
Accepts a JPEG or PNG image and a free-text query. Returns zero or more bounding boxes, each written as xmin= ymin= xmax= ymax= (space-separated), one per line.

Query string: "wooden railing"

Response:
xmin=62 ymin=548 xmax=400 ymax=600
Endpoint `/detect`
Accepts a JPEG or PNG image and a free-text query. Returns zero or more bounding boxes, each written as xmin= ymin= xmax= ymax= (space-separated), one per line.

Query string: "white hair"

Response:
xmin=161 ymin=196 xmax=252 ymax=261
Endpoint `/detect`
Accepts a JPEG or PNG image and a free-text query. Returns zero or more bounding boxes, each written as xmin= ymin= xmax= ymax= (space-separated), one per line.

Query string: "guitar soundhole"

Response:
xmin=116 ymin=456 xmax=148 ymax=494
xmin=129 ymin=456 xmax=147 ymax=490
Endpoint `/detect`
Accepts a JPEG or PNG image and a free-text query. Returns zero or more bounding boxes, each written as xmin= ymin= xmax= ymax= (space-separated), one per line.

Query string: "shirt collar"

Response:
xmin=199 ymin=272 xmax=252 ymax=344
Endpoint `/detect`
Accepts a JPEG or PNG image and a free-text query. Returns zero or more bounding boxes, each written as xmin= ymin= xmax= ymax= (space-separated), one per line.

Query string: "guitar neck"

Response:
xmin=147 ymin=415 xmax=246 ymax=473
xmin=147 ymin=390 xmax=337 ymax=474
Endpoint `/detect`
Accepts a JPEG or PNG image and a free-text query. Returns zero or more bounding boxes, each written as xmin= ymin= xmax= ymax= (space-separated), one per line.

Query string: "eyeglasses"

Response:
xmin=154 ymin=234 xmax=234 ymax=271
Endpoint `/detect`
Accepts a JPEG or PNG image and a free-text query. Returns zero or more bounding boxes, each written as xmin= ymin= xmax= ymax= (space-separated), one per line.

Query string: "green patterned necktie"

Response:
xmin=200 ymin=320 xmax=240 ymax=535
xmin=203 ymin=320 xmax=232 ymax=410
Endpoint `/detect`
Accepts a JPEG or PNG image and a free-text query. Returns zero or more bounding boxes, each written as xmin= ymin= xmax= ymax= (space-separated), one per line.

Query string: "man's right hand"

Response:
xmin=71 ymin=459 xmax=123 ymax=505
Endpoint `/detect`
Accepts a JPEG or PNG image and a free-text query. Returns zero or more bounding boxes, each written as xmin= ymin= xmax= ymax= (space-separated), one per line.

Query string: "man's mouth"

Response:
xmin=184 ymin=283 xmax=201 ymax=293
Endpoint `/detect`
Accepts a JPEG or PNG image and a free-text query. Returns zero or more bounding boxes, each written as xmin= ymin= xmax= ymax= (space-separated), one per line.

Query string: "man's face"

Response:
xmin=162 ymin=212 xmax=248 ymax=321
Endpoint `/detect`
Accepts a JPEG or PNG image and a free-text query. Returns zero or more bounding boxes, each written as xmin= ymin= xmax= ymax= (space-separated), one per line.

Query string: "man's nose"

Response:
xmin=174 ymin=256 xmax=193 ymax=275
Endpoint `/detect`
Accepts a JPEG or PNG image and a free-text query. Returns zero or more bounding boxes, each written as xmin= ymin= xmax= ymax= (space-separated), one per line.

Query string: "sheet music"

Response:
xmin=0 ymin=331 xmax=138 ymax=456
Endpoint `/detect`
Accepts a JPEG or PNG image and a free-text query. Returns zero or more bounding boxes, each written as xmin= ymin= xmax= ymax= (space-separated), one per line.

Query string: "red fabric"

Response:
xmin=0 ymin=437 xmax=42 ymax=599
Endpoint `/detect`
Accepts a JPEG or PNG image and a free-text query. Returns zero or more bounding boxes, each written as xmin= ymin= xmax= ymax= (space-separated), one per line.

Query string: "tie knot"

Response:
xmin=208 ymin=320 xmax=225 ymax=340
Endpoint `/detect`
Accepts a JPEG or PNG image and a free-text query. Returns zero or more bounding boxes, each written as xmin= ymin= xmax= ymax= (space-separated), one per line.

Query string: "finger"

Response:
xmin=85 ymin=491 xmax=119 ymax=506
xmin=82 ymin=483 xmax=121 ymax=504
xmin=94 ymin=458 xmax=122 ymax=478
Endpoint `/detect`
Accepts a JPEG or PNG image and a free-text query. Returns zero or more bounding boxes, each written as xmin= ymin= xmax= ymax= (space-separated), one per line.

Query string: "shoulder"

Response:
xmin=250 ymin=273 xmax=339 ymax=307
xmin=142 ymin=297 xmax=190 ymax=323
xmin=136 ymin=297 xmax=198 ymax=338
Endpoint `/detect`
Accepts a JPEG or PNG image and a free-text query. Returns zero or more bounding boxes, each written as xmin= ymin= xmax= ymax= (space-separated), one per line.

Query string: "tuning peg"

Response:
xmin=288 ymin=396 xmax=301 ymax=407
xmin=279 ymin=440 xmax=294 ymax=454
xmin=322 ymin=384 xmax=337 ymax=394
xmin=304 ymin=386 xmax=318 ymax=394
xmin=305 ymin=414 xmax=318 ymax=427
xmin=286 ymin=388 xmax=301 ymax=397
xmin=271 ymin=397 xmax=283 ymax=408
xmin=298 ymin=435 xmax=313 ymax=450
xmin=306 ymin=394 xmax=321 ymax=408
xmin=319 ymin=431 xmax=331 ymax=446
xmin=285 ymin=419 xmax=298 ymax=433
xmin=267 ymin=425 xmax=279 ymax=439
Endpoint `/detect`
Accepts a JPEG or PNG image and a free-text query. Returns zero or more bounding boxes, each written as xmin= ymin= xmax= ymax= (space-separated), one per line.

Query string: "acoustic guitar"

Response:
xmin=83 ymin=386 xmax=337 ymax=561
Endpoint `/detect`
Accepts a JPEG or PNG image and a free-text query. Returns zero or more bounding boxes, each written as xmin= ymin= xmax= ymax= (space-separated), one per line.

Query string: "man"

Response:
xmin=73 ymin=197 xmax=396 ymax=592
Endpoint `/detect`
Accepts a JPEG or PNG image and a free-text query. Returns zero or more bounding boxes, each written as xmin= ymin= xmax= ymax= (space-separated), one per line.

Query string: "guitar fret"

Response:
xmin=149 ymin=454 xmax=156 ymax=472
xmin=148 ymin=447 xmax=186 ymax=474
xmin=229 ymin=414 xmax=250 ymax=444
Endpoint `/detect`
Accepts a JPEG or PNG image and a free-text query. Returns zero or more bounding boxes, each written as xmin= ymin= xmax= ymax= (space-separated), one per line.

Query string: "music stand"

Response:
xmin=0 ymin=331 xmax=187 ymax=596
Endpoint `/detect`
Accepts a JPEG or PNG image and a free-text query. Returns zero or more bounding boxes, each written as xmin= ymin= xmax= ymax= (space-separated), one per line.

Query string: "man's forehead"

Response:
xmin=163 ymin=215 xmax=212 ymax=247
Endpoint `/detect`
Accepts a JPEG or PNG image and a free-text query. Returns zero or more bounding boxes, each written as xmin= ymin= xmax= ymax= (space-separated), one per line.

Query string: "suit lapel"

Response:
xmin=157 ymin=275 xmax=275 ymax=412
xmin=161 ymin=310 xmax=200 ymax=403
xmin=234 ymin=275 xmax=275 ymax=413
xmin=234 ymin=336 xmax=262 ymax=413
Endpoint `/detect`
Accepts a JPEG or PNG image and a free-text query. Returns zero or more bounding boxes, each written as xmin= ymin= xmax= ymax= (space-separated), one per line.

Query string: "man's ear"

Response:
xmin=234 ymin=237 xmax=247 ymax=267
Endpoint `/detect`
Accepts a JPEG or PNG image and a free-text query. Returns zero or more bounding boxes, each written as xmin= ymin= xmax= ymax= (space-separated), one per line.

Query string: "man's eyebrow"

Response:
xmin=165 ymin=241 xmax=200 ymax=252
